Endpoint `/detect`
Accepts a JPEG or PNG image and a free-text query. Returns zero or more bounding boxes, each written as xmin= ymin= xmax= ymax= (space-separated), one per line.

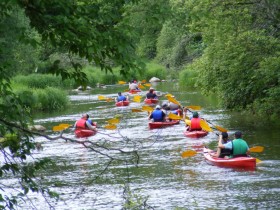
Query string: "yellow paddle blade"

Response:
xmin=106 ymin=98 xmax=114 ymax=102
xmin=181 ymin=150 xmax=197 ymax=158
xmin=144 ymin=83 xmax=151 ymax=87
xmin=118 ymin=81 xmax=126 ymax=85
xmin=200 ymin=120 xmax=213 ymax=132
xmin=53 ymin=126 xmax=66 ymax=132
xmin=166 ymin=96 xmax=181 ymax=106
xmin=104 ymin=124 xmax=117 ymax=130
xmin=214 ymin=125 xmax=228 ymax=132
xmin=165 ymin=93 xmax=173 ymax=97
xmin=142 ymin=106 xmax=154 ymax=112
xmin=185 ymin=115 xmax=190 ymax=120
xmin=59 ymin=124 xmax=71 ymax=128
xmin=138 ymin=84 xmax=145 ymax=89
xmin=256 ymin=158 xmax=262 ymax=163
xmin=133 ymin=98 xmax=141 ymax=103
xmin=168 ymin=113 xmax=182 ymax=120
xmin=185 ymin=119 xmax=191 ymax=126
xmin=107 ymin=118 xmax=120 ymax=124
xmin=123 ymin=89 xmax=129 ymax=92
xmin=98 ymin=95 xmax=107 ymax=100
xmin=249 ymin=146 xmax=264 ymax=153
xmin=141 ymin=79 xmax=146 ymax=83
xmin=132 ymin=108 xmax=143 ymax=112
xmin=186 ymin=106 xmax=201 ymax=111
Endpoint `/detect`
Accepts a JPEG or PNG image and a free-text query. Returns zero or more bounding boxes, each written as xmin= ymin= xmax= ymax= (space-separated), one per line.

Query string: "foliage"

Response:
xmin=178 ymin=67 xmax=198 ymax=88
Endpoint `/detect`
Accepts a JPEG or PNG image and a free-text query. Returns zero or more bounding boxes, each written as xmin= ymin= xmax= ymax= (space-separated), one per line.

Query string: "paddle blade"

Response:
xmin=118 ymin=81 xmax=126 ymax=85
xmin=200 ymin=120 xmax=213 ymax=132
xmin=132 ymin=108 xmax=143 ymax=112
xmin=249 ymin=146 xmax=264 ymax=153
xmin=106 ymin=98 xmax=114 ymax=102
xmin=165 ymin=93 xmax=173 ymax=97
xmin=213 ymin=125 xmax=227 ymax=132
xmin=168 ymin=113 xmax=182 ymax=120
xmin=59 ymin=124 xmax=71 ymax=128
xmin=185 ymin=119 xmax=191 ymax=126
xmin=142 ymin=106 xmax=154 ymax=112
xmin=166 ymin=96 xmax=181 ymax=106
xmin=186 ymin=106 xmax=201 ymax=111
xmin=144 ymin=83 xmax=151 ymax=87
xmin=53 ymin=126 xmax=65 ymax=132
xmin=256 ymin=158 xmax=262 ymax=163
xmin=98 ymin=95 xmax=106 ymax=100
xmin=107 ymin=118 xmax=120 ymax=124
xmin=138 ymin=84 xmax=145 ymax=89
xmin=133 ymin=95 xmax=142 ymax=103
xmin=141 ymin=79 xmax=146 ymax=83
xmin=181 ymin=150 xmax=197 ymax=158
xmin=104 ymin=124 xmax=117 ymax=130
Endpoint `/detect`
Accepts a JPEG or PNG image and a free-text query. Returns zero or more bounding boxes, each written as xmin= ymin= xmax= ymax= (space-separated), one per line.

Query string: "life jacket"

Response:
xmin=117 ymin=95 xmax=126 ymax=101
xmin=146 ymin=92 xmax=157 ymax=99
xmin=75 ymin=119 xmax=87 ymax=130
xmin=190 ymin=118 xmax=202 ymax=131
xmin=152 ymin=110 xmax=164 ymax=122
xmin=232 ymin=139 xmax=249 ymax=157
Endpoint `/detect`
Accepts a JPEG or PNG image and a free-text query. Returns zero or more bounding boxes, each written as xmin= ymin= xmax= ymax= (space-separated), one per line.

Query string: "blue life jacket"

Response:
xmin=152 ymin=110 xmax=164 ymax=122
xmin=117 ymin=95 xmax=126 ymax=101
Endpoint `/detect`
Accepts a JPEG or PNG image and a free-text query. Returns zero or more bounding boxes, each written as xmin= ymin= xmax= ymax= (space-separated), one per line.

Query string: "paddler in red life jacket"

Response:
xmin=187 ymin=111 xmax=202 ymax=131
xmin=74 ymin=114 xmax=97 ymax=131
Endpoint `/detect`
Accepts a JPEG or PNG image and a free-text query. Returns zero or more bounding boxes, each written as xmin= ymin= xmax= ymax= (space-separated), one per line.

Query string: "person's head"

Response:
xmin=234 ymin=131 xmax=242 ymax=139
xmin=192 ymin=111 xmax=199 ymax=118
xmin=82 ymin=114 xmax=89 ymax=119
xmin=156 ymin=105 xmax=161 ymax=110
xmin=118 ymin=92 xmax=122 ymax=96
xmin=221 ymin=132 xmax=229 ymax=142
xmin=149 ymin=87 xmax=154 ymax=93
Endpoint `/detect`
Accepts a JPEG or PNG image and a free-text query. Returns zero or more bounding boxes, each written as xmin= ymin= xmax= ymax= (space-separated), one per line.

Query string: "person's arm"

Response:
xmin=148 ymin=112 xmax=152 ymax=120
xmin=86 ymin=121 xmax=96 ymax=131
xmin=218 ymin=135 xmax=225 ymax=148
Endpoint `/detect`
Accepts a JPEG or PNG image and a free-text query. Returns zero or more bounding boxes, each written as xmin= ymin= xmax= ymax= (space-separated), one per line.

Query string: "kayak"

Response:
xmin=144 ymin=98 xmax=159 ymax=105
xmin=203 ymin=148 xmax=256 ymax=170
xmin=149 ymin=120 xmax=180 ymax=129
xmin=115 ymin=100 xmax=130 ymax=107
xmin=75 ymin=129 xmax=96 ymax=138
xmin=129 ymin=89 xmax=141 ymax=94
xmin=184 ymin=130 xmax=208 ymax=138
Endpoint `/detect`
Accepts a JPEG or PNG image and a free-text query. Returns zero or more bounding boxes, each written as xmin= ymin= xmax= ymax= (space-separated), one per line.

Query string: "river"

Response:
xmin=15 ymin=82 xmax=280 ymax=209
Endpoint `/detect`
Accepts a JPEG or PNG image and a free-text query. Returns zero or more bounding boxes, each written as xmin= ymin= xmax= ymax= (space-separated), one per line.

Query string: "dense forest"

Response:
xmin=1 ymin=0 xmax=280 ymax=208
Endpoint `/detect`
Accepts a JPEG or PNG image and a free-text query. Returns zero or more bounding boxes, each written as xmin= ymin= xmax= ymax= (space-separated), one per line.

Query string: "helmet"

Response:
xmin=192 ymin=111 xmax=199 ymax=118
xmin=156 ymin=105 xmax=161 ymax=109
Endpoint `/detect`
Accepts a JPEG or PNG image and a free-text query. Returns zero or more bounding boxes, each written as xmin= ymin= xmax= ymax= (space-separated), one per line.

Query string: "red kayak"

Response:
xmin=184 ymin=130 xmax=208 ymax=138
xmin=149 ymin=120 xmax=180 ymax=129
xmin=203 ymin=148 xmax=256 ymax=170
xmin=144 ymin=98 xmax=159 ymax=105
xmin=129 ymin=89 xmax=141 ymax=94
xmin=115 ymin=100 xmax=130 ymax=107
xmin=75 ymin=129 xmax=96 ymax=138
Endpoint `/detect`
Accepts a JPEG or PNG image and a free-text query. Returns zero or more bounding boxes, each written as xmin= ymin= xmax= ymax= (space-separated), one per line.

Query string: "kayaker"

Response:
xmin=210 ymin=132 xmax=232 ymax=158
xmin=148 ymin=105 xmax=166 ymax=122
xmin=218 ymin=131 xmax=250 ymax=158
xmin=74 ymin=114 xmax=97 ymax=131
xmin=186 ymin=111 xmax=202 ymax=131
xmin=162 ymin=97 xmax=180 ymax=111
xmin=115 ymin=92 xmax=128 ymax=102
xmin=129 ymin=80 xmax=139 ymax=90
xmin=146 ymin=87 xmax=158 ymax=99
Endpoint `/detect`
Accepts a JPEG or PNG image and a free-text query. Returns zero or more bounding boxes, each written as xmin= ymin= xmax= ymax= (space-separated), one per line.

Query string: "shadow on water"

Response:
xmin=17 ymin=82 xmax=280 ymax=209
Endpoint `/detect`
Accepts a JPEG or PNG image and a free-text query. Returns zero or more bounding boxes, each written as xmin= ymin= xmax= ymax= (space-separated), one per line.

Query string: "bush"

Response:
xmin=178 ymin=67 xmax=198 ymax=88
xmin=33 ymin=87 xmax=69 ymax=111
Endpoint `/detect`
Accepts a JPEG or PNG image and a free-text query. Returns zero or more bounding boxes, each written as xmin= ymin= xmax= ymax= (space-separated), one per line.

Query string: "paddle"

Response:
xmin=133 ymin=95 xmax=142 ymax=103
xmin=166 ymin=95 xmax=201 ymax=111
xmin=138 ymin=84 xmax=145 ymax=89
xmin=98 ymin=95 xmax=114 ymax=102
xmin=104 ymin=124 xmax=117 ymax=130
xmin=167 ymin=113 xmax=183 ymax=120
xmin=107 ymin=118 xmax=120 ymax=124
xmin=181 ymin=150 xmax=197 ymax=158
xmin=199 ymin=120 xmax=213 ymax=132
xmin=143 ymin=83 xmax=151 ymax=87
xmin=131 ymin=108 xmax=143 ymax=112
xmin=118 ymin=81 xmax=126 ymax=85
xmin=249 ymin=146 xmax=264 ymax=153
xmin=142 ymin=106 xmax=154 ymax=112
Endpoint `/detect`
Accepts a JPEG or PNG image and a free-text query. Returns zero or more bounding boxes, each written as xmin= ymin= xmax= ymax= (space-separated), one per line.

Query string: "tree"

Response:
xmin=0 ymin=0 xmax=144 ymax=208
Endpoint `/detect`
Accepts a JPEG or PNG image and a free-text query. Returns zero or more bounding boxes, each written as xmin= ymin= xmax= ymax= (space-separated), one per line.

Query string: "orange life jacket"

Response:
xmin=75 ymin=119 xmax=87 ymax=130
xmin=190 ymin=118 xmax=202 ymax=130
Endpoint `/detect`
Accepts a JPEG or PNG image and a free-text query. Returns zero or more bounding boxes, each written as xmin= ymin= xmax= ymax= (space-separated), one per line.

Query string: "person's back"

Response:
xmin=116 ymin=92 xmax=127 ymax=102
xmin=189 ymin=112 xmax=202 ymax=131
xmin=149 ymin=105 xmax=165 ymax=122
xmin=129 ymin=81 xmax=138 ymax=90
xmin=232 ymin=138 xmax=249 ymax=157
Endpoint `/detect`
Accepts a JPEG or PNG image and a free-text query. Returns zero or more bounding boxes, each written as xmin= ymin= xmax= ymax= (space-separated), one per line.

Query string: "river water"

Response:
xmin=14 ymin=82 xmax=280 ymax=209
